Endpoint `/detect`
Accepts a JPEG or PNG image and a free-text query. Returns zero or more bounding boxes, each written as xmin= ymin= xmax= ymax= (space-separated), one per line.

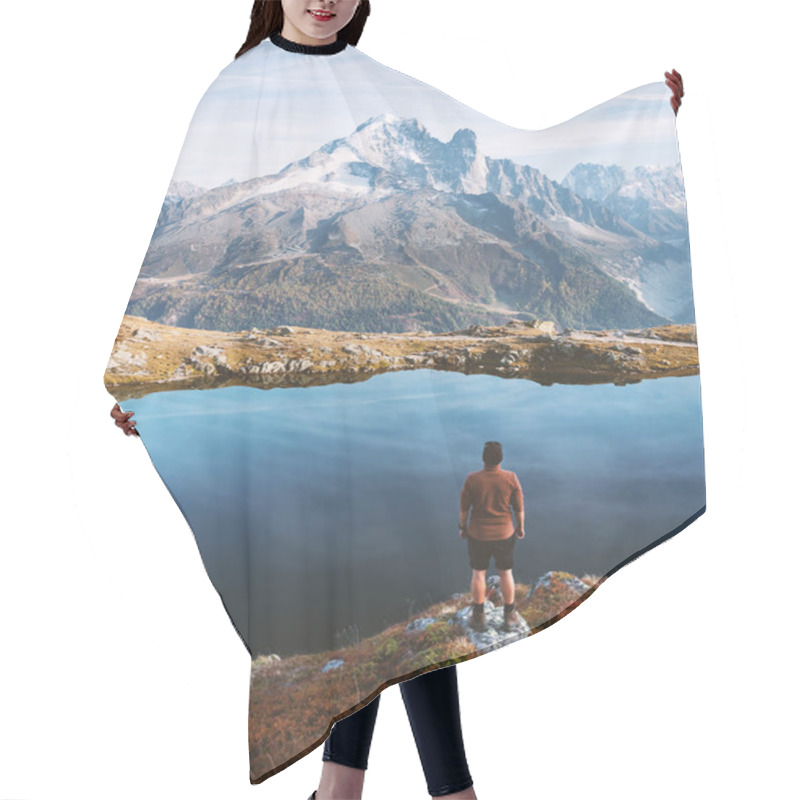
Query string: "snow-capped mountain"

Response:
xmin=560 ymin=162 xmax=693 ymax=321
xmin=128 ymin=115 xmax=694 ymax=333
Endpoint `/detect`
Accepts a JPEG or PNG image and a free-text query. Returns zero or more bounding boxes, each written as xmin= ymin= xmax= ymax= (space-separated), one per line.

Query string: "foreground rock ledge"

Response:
xmin=104 ymin=314 xmax=700 ymax=401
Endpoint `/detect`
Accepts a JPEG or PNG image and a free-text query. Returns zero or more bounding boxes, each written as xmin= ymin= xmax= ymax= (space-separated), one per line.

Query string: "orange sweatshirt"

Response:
xmin=460 ymin=464 xmax=524 ymax=541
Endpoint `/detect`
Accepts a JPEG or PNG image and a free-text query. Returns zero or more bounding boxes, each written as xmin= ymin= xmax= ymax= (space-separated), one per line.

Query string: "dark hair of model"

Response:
xmin=236 ymin=0 xmax=371 ymax=59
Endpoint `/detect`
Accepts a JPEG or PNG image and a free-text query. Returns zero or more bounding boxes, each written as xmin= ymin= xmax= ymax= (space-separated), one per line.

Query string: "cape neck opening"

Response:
xmin=269 ymin=30 xmax=348 ymax=55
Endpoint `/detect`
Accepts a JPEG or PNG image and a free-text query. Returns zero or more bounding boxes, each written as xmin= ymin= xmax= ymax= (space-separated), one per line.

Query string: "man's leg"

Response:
xmin=471 ymin=568 xmax=486 ymax=603
xmin=497 ymin=567 xmax=515 ymax=605
xmin=497 ymin=536 xmax=523 ymax=631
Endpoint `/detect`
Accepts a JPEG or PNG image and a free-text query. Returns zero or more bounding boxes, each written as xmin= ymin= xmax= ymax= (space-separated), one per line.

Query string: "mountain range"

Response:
xmin=125 ymin=113 xmax=694 ymax=333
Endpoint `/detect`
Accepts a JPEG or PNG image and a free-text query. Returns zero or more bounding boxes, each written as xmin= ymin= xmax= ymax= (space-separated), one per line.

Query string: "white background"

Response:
xmin=1 ymin=1 xmax=796 ymax=798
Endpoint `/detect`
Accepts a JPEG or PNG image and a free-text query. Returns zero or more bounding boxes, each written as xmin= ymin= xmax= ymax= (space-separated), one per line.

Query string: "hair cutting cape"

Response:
xmin=103 ymin=30 xmax=706 ymax=785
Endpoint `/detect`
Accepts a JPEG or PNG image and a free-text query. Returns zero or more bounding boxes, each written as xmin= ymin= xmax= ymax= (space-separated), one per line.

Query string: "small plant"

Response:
xmin=377 ymin=637 xmax=399 ymax=660
xmin=334 ymin=623 xmax=361 ymax=649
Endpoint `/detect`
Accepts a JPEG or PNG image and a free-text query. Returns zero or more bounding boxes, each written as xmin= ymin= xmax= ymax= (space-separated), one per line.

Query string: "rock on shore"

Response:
xmin=104 ymin=314 xmax=700 ymax=401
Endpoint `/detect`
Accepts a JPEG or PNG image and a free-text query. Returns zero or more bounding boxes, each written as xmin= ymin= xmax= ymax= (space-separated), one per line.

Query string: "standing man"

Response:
xmin=459 ymin=441 xmax=525 ymax=633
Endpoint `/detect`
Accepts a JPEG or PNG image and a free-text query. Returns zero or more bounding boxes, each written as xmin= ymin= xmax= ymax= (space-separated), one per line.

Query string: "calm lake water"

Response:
xmin=127 ymin=368 xmax=705 ymax=657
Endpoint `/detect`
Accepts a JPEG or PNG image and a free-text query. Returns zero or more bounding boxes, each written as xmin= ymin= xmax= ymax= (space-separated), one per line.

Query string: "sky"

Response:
xmin=170 ymin=40 xmax=679 ymax=190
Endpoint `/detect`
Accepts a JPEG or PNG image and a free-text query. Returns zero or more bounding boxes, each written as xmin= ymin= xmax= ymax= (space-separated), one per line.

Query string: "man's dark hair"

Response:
xmin=483 ymin=441 xmax=503 ymax=466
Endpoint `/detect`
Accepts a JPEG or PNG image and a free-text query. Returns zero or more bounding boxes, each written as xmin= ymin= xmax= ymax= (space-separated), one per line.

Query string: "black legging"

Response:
xmin=323 ymin=664 xmax=474 ymax=797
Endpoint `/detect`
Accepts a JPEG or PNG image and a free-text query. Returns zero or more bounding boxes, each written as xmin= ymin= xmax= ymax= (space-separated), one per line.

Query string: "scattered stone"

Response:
xmin=130 ymin=327 xmax=162 ymax=342
xmin=405 ymin=617 xmax=437 ymax=633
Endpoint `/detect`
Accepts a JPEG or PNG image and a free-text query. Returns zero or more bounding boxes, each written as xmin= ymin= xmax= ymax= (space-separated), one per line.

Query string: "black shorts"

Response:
xmin=466 ymin=533 xmax=516 ymax=571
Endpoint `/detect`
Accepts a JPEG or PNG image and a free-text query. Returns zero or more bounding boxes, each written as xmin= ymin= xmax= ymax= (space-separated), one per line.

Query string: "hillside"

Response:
xmin=248 ymin=570 xmax=605 ymax=779
xmin=104 ymin=314 xmax=700 ymax=401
